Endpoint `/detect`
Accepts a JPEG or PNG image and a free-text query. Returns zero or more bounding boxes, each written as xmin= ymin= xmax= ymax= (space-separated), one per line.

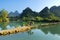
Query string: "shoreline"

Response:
xmin=0 ymin=26 xmax=31 ymax=36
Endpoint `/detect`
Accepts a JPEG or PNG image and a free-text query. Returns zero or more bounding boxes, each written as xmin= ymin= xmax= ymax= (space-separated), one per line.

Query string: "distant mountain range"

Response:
xmin=20 ymin=6 xmax=60 ymax=20
xmin=0 ymin=6 xmax=60 ymax=21
xmin=19 ymin=6 xmax=60 ymax=21
xmin=7 ymin=6 xmax=60 ymax=18
xmin=50 ymin=6 xmax=60 ymax=17
xmin=8 ymin=11 xmax=20 ymax=17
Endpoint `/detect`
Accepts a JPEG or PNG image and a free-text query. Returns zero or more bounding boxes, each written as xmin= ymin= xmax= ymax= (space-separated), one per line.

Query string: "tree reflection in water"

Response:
xmin=0 ymin=22 xmax=9 ymax=30
xmin=27 ymin=23 xmax=60 ymax=35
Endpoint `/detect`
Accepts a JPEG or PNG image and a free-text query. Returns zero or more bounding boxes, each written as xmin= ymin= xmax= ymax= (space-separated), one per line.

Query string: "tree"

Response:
xmin=1 ymin=9 xmax=8 ymax=18
xmin=0 ymin=9 xmax=9 ymax=22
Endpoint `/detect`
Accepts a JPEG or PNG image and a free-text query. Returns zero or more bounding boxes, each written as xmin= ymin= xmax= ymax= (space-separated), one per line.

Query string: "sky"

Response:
xmin=0 ymin=0 xmax=60 ymax=13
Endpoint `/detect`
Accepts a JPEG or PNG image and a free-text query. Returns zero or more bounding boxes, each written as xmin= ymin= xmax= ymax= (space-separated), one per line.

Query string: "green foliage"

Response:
xmin=22 ymin=17 xmax=27 ymax=20
xmin=1 ymin=9 xmax=8 ymax=18
xmin=49 ymin=14 xmax=59 ymax=20
xmin=35 ymin=16 xmax=43 ymax=21
xmin=0 ymin=18 xmax=2 ymax=22
xmin=0 ymin=9 xmax=9 ymax=22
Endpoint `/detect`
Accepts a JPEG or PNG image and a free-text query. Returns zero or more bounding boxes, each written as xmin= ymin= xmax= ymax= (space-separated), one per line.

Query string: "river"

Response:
xmin=0 ymin=22 xmax=60 ymax=40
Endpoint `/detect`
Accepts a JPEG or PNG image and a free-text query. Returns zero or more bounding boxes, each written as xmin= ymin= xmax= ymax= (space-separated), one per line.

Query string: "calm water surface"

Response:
xmin=0 ymin=22 xmax=60 ymax=40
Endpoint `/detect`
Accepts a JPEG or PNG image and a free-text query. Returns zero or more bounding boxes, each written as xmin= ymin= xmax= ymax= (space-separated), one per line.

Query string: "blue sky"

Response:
xmin=0 ymin=0 xmax=60 ymax=13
